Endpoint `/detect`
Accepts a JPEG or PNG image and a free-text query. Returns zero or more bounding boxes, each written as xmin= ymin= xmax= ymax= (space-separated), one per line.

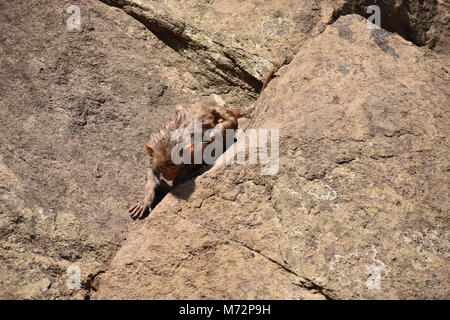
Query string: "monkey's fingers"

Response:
xmin=138 ymin=207 xmax=151 ymax=220
xmin=129 ymin=204 xmax=139 ymax=213
xmin=130 ymin=205 xmax=143 ymax=220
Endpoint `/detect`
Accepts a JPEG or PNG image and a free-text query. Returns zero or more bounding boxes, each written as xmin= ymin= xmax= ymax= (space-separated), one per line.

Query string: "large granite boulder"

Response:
xmin=1 ymin=0 xmax=448 ymax=300
xmin=95 ymin=15 xmax=449 ymax=299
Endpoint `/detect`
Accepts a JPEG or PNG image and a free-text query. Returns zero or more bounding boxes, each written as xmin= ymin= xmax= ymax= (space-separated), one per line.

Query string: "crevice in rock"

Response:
xmin=87 ymin=0 xmax=447 ymax=299
xmin=331 ymin=0 xmax=440 ymax=48
xmin=97 ymin=0 xmax=273 ymax=94
xmin=95 ymin=0 xmax=445 ymax=99
xmin=82 ymin=270 xmax=106 ymax=300
xmin=235 ymin=241 xmax=336 ymax=300
xmin=151 ymin=208 xmax=337 ymax=299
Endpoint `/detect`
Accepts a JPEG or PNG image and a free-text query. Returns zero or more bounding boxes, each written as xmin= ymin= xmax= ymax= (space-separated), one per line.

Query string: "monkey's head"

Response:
xmin=145 ymin=143 xmax=182 ymax=181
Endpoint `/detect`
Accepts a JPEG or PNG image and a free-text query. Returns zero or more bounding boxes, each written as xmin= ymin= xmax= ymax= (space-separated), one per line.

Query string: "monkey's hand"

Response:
xmin=129 ymin=203 xmax=151 ymax=220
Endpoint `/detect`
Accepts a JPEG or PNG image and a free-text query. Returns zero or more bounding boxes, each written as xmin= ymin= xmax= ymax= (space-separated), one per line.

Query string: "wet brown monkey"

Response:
xmin=129 ymin=97 xmax=249 ymax=220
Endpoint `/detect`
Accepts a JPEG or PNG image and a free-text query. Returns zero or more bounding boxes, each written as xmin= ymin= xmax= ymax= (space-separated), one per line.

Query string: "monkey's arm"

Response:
xmin=211 ymin=108 xmax=239 ymax=133
xmin=129 ymin=169 xmax=160 ymax=220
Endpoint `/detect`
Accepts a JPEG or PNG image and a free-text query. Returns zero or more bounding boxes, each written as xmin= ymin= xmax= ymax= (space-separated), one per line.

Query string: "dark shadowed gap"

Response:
xmin=331 ymin=0 xmax=439 ymax=47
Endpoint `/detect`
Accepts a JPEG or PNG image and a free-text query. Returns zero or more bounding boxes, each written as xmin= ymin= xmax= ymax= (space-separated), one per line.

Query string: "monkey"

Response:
xmin=212 ymin=107 xmax=248 ymax=132
xmin=129 ymin=97 xmax=249 ymax=220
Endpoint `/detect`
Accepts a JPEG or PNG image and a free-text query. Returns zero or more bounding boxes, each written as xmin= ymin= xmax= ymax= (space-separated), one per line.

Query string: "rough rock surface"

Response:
xmin=98 ymin=0 xmax=450 ymax=93
xmin=0 ymin=0 xmax=230 ymax=299
xmin=98 ymin=0 xmax=336 ymax=93
xmin=0 ymin=0 xmax=449 ymax=300
xmin=95 ymin=15 xmax=449 ymax=300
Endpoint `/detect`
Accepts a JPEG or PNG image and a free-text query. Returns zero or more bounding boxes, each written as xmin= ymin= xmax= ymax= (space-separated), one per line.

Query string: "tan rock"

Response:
xmin=1 ymin=0 xmax=448 ymax=300
xmin=0 ymin=0 xmax=218 ymax=299
xmin=99 ymin=0 xmax=450 ymax=94
xmin=95 ymin=15 xmax=449 ymax=299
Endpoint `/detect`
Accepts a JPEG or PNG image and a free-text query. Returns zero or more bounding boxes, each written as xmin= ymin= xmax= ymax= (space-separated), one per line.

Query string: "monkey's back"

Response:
xmin=147 ymin=98 xmax=223 ymax=156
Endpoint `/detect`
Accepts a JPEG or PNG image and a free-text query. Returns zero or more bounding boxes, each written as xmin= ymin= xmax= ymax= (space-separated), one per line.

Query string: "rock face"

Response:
xmin=0 ymin=0 xmax=449 ymax=300
xmin=0 ymin=0 xmax=232 ymax=299
xmin=95 ymin=15 xmax=449 ymax=300
xmin=98 ymin=0 xmax=335 ymax=92
xmin=99 ymin=0 xmax=450 ymax=92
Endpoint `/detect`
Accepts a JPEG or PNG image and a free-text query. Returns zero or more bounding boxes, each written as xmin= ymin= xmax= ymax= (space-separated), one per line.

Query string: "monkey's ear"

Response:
xmin=145 ymin=145 xmax=154 ymax=157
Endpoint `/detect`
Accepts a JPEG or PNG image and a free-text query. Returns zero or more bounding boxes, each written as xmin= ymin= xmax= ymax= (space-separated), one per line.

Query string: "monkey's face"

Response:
xmin=158 ymin=162 xmax=181 ymax=181
xmin=146 ymin=144 xmax=182 ymax=181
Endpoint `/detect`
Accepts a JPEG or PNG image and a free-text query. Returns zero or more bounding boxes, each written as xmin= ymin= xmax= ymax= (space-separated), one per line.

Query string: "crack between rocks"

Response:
xmin=173 ymin=210 xmax=337 ymax=299
xmin=3 ymin=146 xmax=33 ymax=168
xmin=97 ymin=0 xmax=273 ymax=93
xmin=145 ymin=206 xmax=337 ymax=299
xmin=91 ymin=0 xmax=443 ymax=300
xmin=233 ymin=240 xmax=336 ymax=300
xmin=95 ymin=0 xmax=440 ymax=107
xmin=82 ymin=270 xmax=106 ymax=300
